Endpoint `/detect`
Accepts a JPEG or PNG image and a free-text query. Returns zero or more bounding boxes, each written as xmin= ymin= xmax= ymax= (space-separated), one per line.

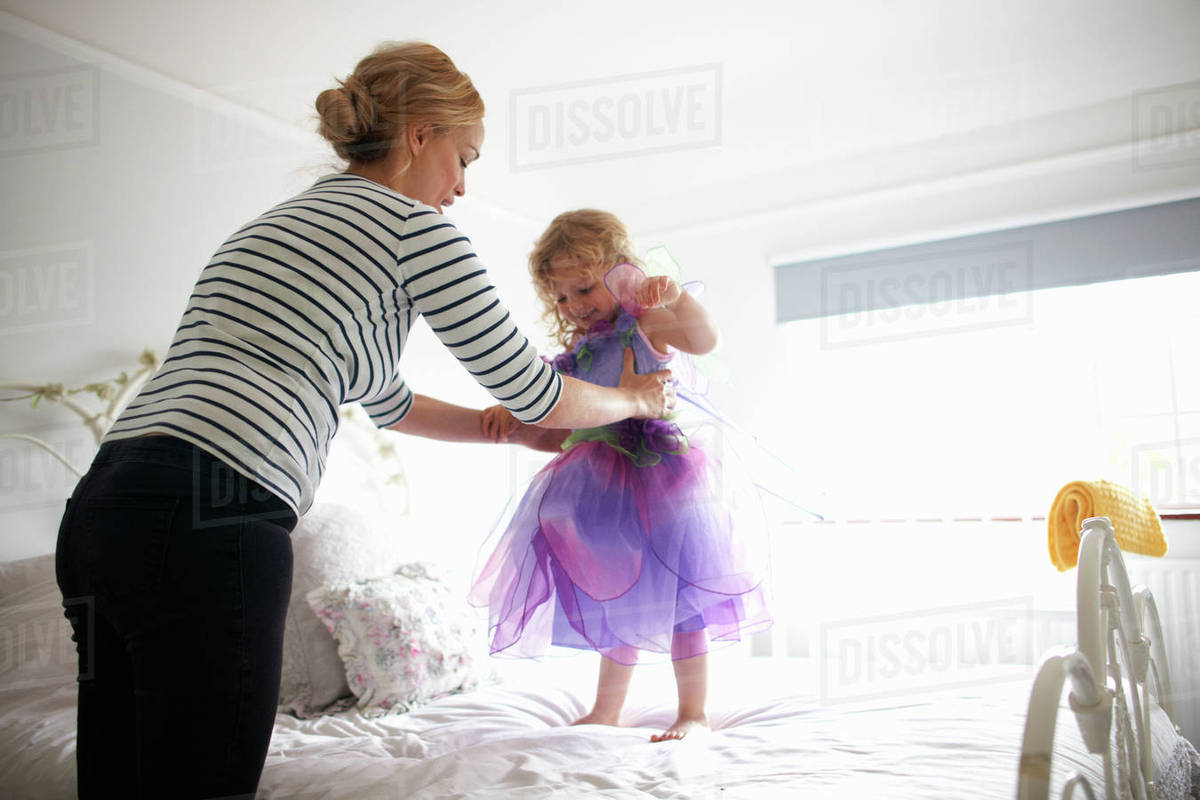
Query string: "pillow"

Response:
xmin=277 ymin=502 xmax=403 ymax=717
xmin=0 ymin=577 xmax=77 ymax=692
xmin=306 ymin=562 xmax=493 ymax=716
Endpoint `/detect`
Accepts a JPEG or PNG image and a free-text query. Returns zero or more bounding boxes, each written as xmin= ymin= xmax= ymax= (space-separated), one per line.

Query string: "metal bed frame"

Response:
xmin=1019 ymin=516 xmax=1183 ymax=800
xmin=0 ymin=350 xmax=160 ymax=476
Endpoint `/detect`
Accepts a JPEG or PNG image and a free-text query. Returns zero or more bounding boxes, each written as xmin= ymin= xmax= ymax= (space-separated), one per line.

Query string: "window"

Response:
xmin=770 ymin=198 xmax=1200 ymax=520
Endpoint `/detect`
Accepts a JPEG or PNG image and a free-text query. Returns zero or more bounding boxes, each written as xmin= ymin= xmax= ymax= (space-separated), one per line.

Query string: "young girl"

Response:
xmin=471 ymin=209 xmax=771 ymax=742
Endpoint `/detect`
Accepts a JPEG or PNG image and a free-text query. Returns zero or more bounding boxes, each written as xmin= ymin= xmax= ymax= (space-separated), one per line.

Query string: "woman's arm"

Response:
xmin=397 ymin=215 xmax=675 ymax=430
xmin=388 ymin=368 xmax=678 ymax=442
xmin=388 ymin=348 xmax=674 ymax=441
xmin=386 ymin=393 xmax=491 ymax=442
xmin=386 ymin=367 xmax=673 ymax=439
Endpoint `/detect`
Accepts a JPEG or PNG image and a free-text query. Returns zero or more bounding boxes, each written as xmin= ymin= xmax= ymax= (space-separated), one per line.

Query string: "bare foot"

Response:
xmin=650 ymin=713 xmax=709 ymax=742
xmin=572 ymin=710 xmax=621 ymax=727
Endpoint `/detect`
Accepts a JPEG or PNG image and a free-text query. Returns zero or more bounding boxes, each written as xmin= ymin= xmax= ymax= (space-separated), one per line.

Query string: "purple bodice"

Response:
xmin=547 ymin=312 xmax=669 ymax=389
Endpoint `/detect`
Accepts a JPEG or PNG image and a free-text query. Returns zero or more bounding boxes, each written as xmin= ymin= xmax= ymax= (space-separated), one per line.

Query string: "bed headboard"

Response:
xmin=0 ymin=349 xmax=160 ymax=477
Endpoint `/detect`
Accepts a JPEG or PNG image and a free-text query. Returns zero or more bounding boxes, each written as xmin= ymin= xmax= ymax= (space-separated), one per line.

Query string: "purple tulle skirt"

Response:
xmin=469 ymin=425 xmax=772 ymax=664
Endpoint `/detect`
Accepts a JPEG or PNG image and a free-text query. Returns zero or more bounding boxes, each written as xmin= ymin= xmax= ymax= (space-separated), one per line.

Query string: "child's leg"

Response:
xmin=651 ymin=630 xmax=710 ymax=742
xmin=572 ymin=645 xmax=638 ymax=726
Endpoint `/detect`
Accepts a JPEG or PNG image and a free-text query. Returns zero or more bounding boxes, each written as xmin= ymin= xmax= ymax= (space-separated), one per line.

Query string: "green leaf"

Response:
xmin=577 ymin=344 xmax=593 ymax=372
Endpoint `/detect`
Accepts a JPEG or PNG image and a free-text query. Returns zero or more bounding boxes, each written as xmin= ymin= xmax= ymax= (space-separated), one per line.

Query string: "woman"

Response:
xmin=55 ymin=41 xmax=674 ymax=800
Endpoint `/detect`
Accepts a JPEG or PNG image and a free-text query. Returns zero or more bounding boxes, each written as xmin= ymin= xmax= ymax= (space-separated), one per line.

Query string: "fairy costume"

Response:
xmin=468 ymin=263 xmax=772 ymax=665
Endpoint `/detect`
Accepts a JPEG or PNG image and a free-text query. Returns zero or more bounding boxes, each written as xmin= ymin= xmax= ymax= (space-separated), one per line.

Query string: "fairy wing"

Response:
xmin=642 ymin=245 xmax=682 ymax=283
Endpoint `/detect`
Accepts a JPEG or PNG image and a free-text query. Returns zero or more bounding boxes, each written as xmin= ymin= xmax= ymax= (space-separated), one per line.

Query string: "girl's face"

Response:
xmin=549 ymin=258 xmax=619 ymax=331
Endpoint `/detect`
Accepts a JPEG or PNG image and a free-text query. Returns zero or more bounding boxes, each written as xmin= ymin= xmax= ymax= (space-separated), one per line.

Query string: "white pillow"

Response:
xmin=306 ymin=562 xmax=493 ymax=716
xmin=277 ymin=502 xmax=403 ymax=717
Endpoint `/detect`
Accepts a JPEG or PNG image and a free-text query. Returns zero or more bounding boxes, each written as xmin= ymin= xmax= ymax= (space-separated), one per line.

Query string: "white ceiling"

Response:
xmin=3 ymin=0 xmax=1198 ymax=236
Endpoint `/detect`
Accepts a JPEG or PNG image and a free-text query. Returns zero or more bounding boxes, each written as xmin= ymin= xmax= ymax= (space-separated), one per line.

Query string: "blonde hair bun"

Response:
xmin=315 ymin=75 xmax=380 ymax=160
xmin=315 ymin=41 xmax=483 ymax=166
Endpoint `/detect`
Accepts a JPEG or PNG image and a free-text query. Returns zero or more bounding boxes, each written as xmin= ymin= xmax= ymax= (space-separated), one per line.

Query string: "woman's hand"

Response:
xmin=481 ymin=404 xmax=522 ymax=442
xmin=617 ymin=347 xmax=675 ymax=419
xmin=636 ymin=276 xmax=682 ymax=309
xmin=535 ymin=348 xmax=676 ymax=429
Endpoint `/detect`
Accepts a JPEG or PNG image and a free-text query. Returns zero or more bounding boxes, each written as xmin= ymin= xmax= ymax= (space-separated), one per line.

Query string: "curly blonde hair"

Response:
xmin=529 ymin=210 xmax=641 ymax=348
xmin=315 ymin=41 xmax=484 ymax=168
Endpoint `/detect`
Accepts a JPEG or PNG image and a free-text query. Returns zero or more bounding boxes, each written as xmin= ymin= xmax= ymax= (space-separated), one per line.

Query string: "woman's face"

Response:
xmin=550 ymin=260 xmax=620 ymax=331
xmin=401 ymin=121 xmax=484 ymax=210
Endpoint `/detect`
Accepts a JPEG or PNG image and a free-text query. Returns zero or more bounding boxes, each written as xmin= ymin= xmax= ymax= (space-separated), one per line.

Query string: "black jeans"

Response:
xmin=55 ymin=435 xmax=297 ymax=800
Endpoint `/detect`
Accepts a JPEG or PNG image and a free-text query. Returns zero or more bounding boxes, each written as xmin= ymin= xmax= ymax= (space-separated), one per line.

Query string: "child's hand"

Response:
xmin=636 ymin=276 xmax=682 ymax=309
xmin=481 ymin=404 xmax=521 ymax=443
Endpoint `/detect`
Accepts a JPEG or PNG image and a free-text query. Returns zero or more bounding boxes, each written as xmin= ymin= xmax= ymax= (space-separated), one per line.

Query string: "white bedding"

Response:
xmin=2 ymin=654 xmax=1119 ymax=800
xmin=267 ymin=657 xmax=1122 ymax=800
xmin=3 ymin=554 xmax=1194 ymax=799
xmin=261 ymin=682 xmax=1035 ymax=798
xmin=9 ymin=554 xmax=1200 ymax=796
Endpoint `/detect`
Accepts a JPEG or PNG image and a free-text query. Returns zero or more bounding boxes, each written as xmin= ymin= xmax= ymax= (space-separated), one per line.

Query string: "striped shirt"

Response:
xmin=104 ymin=173 xmax=563 ymax=515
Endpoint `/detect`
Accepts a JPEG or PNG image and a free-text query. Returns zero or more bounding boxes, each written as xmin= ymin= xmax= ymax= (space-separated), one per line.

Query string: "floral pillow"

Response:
xmin=306 ymin=562 xmax=493 ymax=715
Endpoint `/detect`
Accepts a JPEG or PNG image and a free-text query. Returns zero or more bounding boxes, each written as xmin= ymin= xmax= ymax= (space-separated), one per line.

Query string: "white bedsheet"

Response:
xmin=3 ymin=656 xmax=1116 ymax=800
xmin=9 ymin=652 xmax=1190 ymax=800
xmin=262 ymin=684 xmax=1032 ymax=799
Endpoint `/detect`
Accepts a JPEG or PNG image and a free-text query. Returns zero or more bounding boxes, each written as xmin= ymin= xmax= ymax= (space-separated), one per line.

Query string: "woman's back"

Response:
xmin=105 ymin=173 xmax=560 ymax=514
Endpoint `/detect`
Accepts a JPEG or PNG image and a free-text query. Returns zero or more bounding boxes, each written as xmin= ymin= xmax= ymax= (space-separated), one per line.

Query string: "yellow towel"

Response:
xmin=1048 ymin=480 xmax=1167 ymax=571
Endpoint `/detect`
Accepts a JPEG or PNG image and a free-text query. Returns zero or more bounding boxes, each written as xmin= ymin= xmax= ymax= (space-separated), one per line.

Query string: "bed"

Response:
xmin=0 ymin=636 xmax=1092 ymax=799
xmin=1 ymin=370 xmax=1197 ymax=799
xmin=3 ymin=509 xmax=1197 ymax=799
